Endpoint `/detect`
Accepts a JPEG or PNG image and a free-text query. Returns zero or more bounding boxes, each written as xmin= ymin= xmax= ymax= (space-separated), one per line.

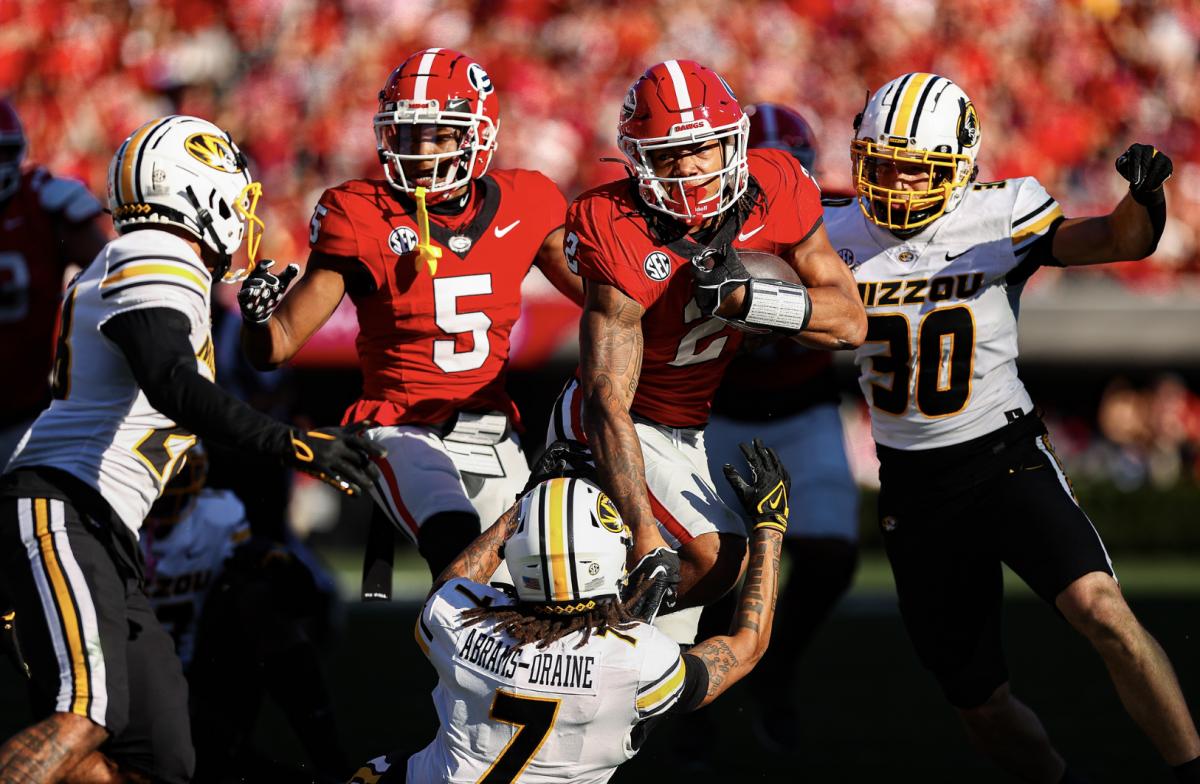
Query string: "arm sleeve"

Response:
xmin=101 ymin=308 xmax=292 ymax=457
xmin=565 ymin=196 xmax=660 ymax=309
xmin=1006 ymin=177 xmax=1066 ymax=286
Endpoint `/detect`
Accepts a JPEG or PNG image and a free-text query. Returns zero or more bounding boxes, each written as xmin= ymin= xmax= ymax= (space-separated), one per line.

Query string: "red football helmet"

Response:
xmin=618 ymin=60 xmax=749 ymax=225
xmin=747 ymin=103 xmax=817 ymax=172
xmin=0 ymin=99 xmax=26 ymax=203
xmin=374 ymin=48 xmax=500 ymax=201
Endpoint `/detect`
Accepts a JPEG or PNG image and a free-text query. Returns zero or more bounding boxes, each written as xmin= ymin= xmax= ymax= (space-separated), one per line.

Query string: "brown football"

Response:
xmin=715 ymin=250 xmax=800 ymax=318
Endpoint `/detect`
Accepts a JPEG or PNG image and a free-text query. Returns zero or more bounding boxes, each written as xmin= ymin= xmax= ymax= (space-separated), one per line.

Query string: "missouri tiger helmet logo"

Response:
xmin=957 ymin=102 xmax=980 ymax=149
xmin=184 ymin=133 xmax=243 ymax=173
xmin=596 ymin=493 xmax=623 ymax=534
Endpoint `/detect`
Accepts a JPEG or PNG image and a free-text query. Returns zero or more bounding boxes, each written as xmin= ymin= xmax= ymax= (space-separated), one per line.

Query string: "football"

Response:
xmin=714 ymin=250 xmax=800 ymax=318
xmin=738 ymin=249 xmax=801 ymax=283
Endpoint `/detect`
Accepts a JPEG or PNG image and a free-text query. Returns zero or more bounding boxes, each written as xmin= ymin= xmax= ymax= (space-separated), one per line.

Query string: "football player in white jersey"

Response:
xmin=824 ymin=73 xmax=1200 ymax=783
xmin=348 ymin=439 xmax=790 ymax=784
xmin=0 ymin=115 xmax=383 ymax=784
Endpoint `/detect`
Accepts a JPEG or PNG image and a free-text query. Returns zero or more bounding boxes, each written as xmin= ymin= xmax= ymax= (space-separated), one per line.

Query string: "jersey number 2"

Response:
xmin=434 ymin=274 xmax=493 ymax=373
xmin=477 ymin=690 xmax=561 ymax=784
xmin=866 ymin=306 xmax=974 ymax=417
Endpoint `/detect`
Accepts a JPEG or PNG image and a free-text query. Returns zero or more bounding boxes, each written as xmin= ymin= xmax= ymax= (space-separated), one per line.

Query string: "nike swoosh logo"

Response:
xmin=945 ymin=249 xmax=970 ymax=261
xmin=494 ymin=220 xmax=521 ymax=238
xmin=737 ymin=225 xmax=765 ymax=242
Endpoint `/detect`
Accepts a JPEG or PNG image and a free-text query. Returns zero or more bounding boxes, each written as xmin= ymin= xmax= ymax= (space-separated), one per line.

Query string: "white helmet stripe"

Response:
xmin=413 ymin=47 xmax=443 ymax=103
xmin=663 ymin=59 xmax=696 ymax=124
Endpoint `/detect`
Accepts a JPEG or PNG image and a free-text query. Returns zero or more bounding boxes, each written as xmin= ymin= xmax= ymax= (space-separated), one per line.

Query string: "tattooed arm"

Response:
xmin=685 ymin=526 xmax=784 ymax=708
xmin=428 ymin=503 xmax=521 ymax=597
xmin=579 ymin=282 xmax=668 ymax=562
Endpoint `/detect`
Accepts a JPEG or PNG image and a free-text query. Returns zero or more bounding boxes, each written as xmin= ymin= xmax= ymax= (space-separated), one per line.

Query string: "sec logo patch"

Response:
xmin=643 ymin=251 xmax=671 ymax=281
xmin=388 ymin=226 xmax=418 ymax=256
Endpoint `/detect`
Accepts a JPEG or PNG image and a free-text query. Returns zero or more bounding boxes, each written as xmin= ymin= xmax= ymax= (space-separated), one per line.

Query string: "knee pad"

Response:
xmin=417 ymin=512 xmax=481 ymax=577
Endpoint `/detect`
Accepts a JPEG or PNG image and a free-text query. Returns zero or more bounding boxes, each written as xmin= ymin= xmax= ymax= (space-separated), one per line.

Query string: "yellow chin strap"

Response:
xmin=414 ymin=186 xmax=443 ymax=277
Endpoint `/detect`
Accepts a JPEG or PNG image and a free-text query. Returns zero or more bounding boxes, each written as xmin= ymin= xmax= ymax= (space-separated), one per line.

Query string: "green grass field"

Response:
xmin=3 ymin=551 xmax=1199 ymax=783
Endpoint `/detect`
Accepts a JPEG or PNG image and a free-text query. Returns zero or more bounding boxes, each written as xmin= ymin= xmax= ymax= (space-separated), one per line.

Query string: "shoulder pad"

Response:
xmin=38 ymin=176 xmax=103 ymax=223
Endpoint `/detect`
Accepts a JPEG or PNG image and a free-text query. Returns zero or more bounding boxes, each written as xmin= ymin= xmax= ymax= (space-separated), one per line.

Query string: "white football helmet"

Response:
xmin=505 ymin=477 xmax=630 ymax=607
xmin=107 ymin=115 xmax=264 ymax=282
xmin=851 ymin=73 xmax=980 ymax=234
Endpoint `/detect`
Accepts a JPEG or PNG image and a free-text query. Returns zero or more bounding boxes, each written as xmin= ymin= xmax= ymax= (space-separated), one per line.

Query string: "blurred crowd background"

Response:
xmin=4 ymin=0 xmax=1200 ymax=495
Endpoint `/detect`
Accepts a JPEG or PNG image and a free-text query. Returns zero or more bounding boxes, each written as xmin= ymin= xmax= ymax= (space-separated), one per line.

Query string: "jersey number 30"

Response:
xmin=866 ymin=307 xmax=974 ymax=417
xmin=477 ymin=689 xmax=561 ymax=784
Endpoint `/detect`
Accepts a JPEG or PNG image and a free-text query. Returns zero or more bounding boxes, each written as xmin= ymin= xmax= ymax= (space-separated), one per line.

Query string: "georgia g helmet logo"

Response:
xmin=184 ymin=133 xmax=243 ymax=173
xmin=467 ymin=63 xmax=494 ymax=96
xmin=595 ymin=493 xmax=623 ymax=534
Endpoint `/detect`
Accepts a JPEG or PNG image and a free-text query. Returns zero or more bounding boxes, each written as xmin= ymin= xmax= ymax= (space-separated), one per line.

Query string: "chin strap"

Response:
xmin=184 ymin=185 xmax=232 ymax=280
xmin=414 ymin=186 xmax=443 ymax=276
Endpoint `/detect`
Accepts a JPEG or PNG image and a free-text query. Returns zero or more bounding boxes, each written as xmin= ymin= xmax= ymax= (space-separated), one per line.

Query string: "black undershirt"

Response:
xmin=101 ymin=307 xmax=293 ymax=457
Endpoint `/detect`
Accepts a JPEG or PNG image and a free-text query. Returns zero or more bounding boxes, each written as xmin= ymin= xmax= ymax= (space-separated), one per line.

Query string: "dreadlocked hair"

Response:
xmin=460 ymin=596 xmax=638 ymax=650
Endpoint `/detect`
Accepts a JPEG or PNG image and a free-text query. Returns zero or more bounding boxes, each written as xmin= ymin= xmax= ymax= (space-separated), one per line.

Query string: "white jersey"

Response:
xmin=8 ymin=230 xmax=214 ymax=533
xmin=824 ymin=178 xmax=1063 ymax=450
xmin=408 ymin=578 xmax=691 ymax=784
xmin=141 ymin=489 xmax=249 ymax=668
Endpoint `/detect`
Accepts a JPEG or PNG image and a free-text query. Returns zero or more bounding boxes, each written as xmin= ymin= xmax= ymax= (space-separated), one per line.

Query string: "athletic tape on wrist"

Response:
xmin=742 ymin=279 xmax=812 ymax=333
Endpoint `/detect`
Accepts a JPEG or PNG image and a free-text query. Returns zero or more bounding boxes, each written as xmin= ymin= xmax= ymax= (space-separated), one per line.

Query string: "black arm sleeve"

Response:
xmin=1005 ymin=215 xmax=1066 ymax=287
xmin=101 ymin=307 xmax=292 ymax=457
xmin=676 ymin=654 xmax=711 ymax=714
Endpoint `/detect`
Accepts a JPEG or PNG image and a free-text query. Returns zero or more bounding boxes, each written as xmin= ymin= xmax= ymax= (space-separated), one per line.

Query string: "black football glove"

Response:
xmin=621 ymin=547 xmax=681 ymax=623
xmin=522 ymin=440 xmax=597 ymax=494
xmin=238 ymin=259 xmax=300 ymax=325
xmin=1116 ymin=144 xmax=1172 ymax=205
xmin=691 ymin=246 xmax=750 ymax=318
xmin=723 ymin=438 xmax=790 ymax=534
xmin=284 ymin=420 xmax=384 ymax=496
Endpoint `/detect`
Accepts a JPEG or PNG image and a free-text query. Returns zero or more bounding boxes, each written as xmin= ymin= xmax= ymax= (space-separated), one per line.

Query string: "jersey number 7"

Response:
xmin=477 ymin=689 xmax=562 ymax=784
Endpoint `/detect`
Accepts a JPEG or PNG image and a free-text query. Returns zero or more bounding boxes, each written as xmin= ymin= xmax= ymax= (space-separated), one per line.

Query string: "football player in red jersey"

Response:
xmin=549 ymin=61 xmax=865 ymax=641
xmin=0 ymin=99 xmax=109 ymax=467
xmin=704 ymin=103 xmax=861 ymax=749
xmin=0 ymin=98 xmax=108 ymax=680
xmin=239 ymin=48 xmax=583 ymax=582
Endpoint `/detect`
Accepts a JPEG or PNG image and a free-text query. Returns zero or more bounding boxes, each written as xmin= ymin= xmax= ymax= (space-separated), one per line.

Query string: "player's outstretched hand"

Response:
xmin=691 ymin=246 xmax=750 ymax=318
xmin=723 ymin=438 xmax=791 ymax=534
xmin=1116 ymin=144 xmax=1172 ymax=204
xmin=285 ymin=420 xmax=384 ymax=496
xmin=238 ymin=259 xmax=300 ymax=325
xmin=622 ymin=547 xmax=681 ymax=623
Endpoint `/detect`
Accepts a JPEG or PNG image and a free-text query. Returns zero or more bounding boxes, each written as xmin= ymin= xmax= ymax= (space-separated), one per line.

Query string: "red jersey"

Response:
xmin=309 ymin=170 xmax=566 ymax=428
xmin=0 ymin=167 xmax=102 ymax=422
xmin=567 ymin=148 xmax=823 ymax=427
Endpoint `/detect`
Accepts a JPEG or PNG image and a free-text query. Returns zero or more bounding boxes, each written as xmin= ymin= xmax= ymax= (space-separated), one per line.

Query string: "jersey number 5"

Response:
xmin=477 ymin=690 xmax=561 ymax=784
xmin=434 ymin=274 xmax=493 ymax=373
xmin=866 ymin=306 xmax=974 ymax=417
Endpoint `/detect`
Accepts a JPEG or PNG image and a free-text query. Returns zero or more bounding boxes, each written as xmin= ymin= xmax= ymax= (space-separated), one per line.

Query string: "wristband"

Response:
xmin=740 ymin=278 xmax=812 ymax=334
